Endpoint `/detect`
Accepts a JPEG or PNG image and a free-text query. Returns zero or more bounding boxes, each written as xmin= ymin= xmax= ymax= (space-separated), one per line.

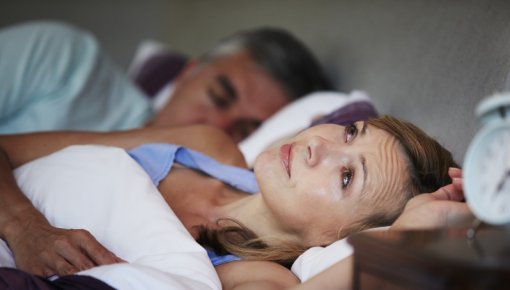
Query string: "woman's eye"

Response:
xmin=344 ymin=124 xmax=358 ymax=143
xmin=341 ymin=169 xmax=354 ymax=189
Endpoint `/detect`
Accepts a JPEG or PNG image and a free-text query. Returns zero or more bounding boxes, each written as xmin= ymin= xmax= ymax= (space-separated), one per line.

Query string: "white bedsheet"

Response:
xmin=1 ymin=145 xmax=221 ymax=290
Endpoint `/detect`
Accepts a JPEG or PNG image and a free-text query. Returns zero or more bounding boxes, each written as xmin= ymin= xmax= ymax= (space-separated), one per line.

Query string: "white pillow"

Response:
xmin=239 ymin=90 xmax=373 ymax=167
xmin=291 ymin=239 xmax=353 ymax=282
xmin=291 ymin=226 xmax=389 ymax=282
xmin=6 ymin=145 xmax=221 ymax=290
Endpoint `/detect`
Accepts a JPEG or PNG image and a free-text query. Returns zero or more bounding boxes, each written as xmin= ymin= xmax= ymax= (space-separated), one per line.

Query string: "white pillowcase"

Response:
xmin=291 ymin=226 xmax=389 ymax=282
xmin=4 ymin=145 xmax=221 ymax=290
xmin=291 ymin=238 xmax=353 ymax=282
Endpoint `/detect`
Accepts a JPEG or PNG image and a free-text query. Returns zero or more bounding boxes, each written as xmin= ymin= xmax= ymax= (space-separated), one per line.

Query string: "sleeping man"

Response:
xmin=0 ymin=116 xmax=473 ymax=289
xmin=0 ymin=21 xmax=332 ymax=143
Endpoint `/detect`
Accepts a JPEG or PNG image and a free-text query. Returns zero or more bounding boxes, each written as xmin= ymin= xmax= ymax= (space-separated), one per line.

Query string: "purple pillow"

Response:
xmin=133 ymin=52 xmax=188 ymax=97
xmin=310 ymin=100 xmax=378 ymax=127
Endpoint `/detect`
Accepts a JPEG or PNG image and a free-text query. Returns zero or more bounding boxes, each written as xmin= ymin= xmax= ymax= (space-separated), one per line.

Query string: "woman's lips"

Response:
xmin=280 ymin=143 xmax=292 ymax=178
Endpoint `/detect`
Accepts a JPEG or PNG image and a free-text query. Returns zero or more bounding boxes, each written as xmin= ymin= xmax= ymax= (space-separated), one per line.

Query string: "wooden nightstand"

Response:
xmin=348 ymin=227 xmax=510 ymax=290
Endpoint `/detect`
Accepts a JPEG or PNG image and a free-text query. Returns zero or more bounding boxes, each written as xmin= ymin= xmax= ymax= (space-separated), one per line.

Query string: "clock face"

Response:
xmin=464 ymin=123 xmax=510 ymax=225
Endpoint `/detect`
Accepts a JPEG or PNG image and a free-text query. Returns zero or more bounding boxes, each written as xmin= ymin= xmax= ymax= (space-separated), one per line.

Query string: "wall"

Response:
xmin=2 ymin=0 xmax=510 ymax=162
xmin=162 ymin=0 xmax=510 ymax=162
xmin=0 ymin=0 xmax=179 ymax=70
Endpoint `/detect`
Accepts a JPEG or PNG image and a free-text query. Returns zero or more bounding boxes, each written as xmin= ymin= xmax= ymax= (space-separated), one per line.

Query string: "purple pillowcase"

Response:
xmin=133 ymin=52 xmax=188 ymax=97
xmin=310 ymin=100 xmax=378 ymax=127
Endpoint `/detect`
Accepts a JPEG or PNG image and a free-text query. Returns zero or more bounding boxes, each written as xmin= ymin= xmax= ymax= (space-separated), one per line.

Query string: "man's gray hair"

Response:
xmin=201 ymin=27 xmax=333 ymax=100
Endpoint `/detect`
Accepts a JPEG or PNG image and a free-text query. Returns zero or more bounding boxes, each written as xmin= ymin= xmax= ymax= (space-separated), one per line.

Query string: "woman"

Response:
xmin=0 ymin=116 xmax=470 ymax=289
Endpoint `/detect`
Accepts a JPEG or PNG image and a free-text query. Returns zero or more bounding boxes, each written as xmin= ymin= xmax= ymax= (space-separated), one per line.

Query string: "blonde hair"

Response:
xmin=199 ymin=115 xmax=458 ymax=265
xmin=340 ymin=116 xmax=458 ymax=236
xmin=197 ymin=219 xmax=305 ymax=267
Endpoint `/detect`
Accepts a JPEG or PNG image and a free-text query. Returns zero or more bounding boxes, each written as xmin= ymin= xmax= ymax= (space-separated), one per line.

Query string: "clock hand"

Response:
xmin=495 ymin=147 xmax=510 ymax=194
xmin=495 ymin=169 xmax=510 ymax=194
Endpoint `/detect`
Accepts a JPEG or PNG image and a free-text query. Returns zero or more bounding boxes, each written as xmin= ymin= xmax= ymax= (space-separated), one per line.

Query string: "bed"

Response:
xmin=2 ymin=0 xmax=510 ymax=289
xmin=0 ymin=89 xmax=377 ymax=289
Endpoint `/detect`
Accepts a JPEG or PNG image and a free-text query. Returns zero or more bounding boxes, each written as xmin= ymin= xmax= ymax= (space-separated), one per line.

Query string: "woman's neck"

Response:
xmin=159 ymin=166 xmax=300 ymax=244
xmin=217 ymin=194 xmax=300 ymax=245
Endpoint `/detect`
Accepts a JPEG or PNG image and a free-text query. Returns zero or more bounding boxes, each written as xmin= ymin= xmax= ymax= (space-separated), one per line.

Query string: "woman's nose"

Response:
xmin=306 ymin=136 xmax=330 ymax=167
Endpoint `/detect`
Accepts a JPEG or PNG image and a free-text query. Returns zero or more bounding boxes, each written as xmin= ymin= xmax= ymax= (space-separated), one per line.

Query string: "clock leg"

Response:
xmin=466 ymin=218 xmax=482 ymax=240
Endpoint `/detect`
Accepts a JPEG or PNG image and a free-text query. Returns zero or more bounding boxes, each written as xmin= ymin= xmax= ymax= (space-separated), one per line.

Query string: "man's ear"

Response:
xmin=174 ymin=58 xmax=200 ymax=83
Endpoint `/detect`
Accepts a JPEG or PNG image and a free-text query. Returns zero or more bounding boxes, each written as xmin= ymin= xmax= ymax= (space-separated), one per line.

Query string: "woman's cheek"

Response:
xmin=305 ymin=176 xmax=342 ymax=204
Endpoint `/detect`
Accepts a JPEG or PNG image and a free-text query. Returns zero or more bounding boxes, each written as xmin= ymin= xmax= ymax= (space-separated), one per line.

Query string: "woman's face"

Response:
xmin=254 ymin=121 xmax=409 ymax=246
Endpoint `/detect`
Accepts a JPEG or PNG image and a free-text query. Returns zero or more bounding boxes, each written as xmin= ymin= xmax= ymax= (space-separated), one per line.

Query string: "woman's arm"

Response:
xmin=0 ymin=125 xmax=245 ymax=276
xmin=210 ymin=169 xmax=472 ymax=290
xmin=216 ymin=260 xmax=300 ymax=290
xmin=391 ymin=168 xmax=473 ymax=230
xmin=290 ymin=168 xmax=473 ymax=290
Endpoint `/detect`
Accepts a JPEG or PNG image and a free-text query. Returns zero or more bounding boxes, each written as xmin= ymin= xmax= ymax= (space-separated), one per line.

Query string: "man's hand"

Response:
xmin=392 ymin=168 xmax=475 ymax=230
xmin=5 ymin=216 xmax=123 ymax=277
xmin=0 ymin=145 xmax=123 ymax=277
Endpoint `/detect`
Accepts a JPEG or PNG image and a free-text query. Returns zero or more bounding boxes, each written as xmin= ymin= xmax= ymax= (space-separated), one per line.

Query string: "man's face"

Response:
xmin=149 ymin=51 xmax=290 ymax=143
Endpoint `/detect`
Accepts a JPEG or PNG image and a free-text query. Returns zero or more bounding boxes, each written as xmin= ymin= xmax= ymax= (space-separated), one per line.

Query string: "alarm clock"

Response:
xmin=463 ymin=92 xmax=510 ymax=225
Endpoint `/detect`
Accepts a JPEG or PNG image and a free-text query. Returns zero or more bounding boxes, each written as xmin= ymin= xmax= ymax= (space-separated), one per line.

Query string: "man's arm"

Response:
xmin=0 ymin=125 xmax=245 ymax=276
xmin=0 ymin=146 xmax=124 ymax=276
xmin=0 ymin=125 xmax=246 ymax=168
